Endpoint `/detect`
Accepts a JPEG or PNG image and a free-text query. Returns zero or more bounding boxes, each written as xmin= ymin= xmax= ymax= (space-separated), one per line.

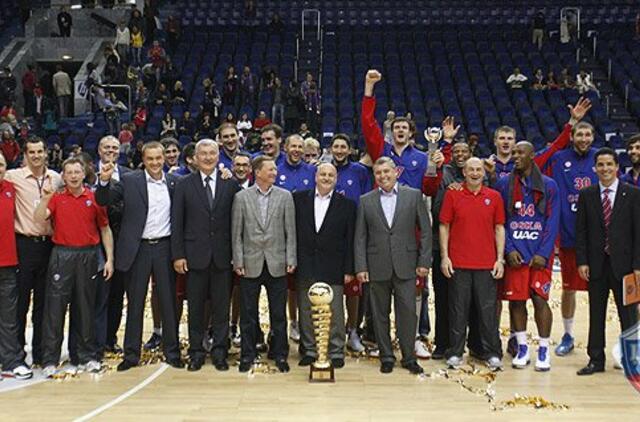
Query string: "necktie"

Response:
xmin=204 ymin=176 xmax=214 ymax=209
xmin=602 ymin=188 xmax=612 ymax=254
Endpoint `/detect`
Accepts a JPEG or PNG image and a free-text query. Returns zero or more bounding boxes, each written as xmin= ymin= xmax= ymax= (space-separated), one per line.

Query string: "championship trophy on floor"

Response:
xmin=308 ymin=282 xmax=335 ymax=383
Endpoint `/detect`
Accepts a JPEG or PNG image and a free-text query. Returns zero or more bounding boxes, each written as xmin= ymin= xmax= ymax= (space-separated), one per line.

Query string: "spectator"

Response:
xmin=114 ymin=21 xmax=130 ymax=65
xmin=0 ymin=103 xmax=18 ymax=128
xmin=133 ymin=102 xmax=147 ymax=132
xmin=57 ymin=6 xmax=72 ymax=37
xmin=546 ymin=71 xmax=560 ymax=90
xmin=298 ymin=122 xmax=312 ymax=139
xmin=16 ymin=119 xmax=30 ymax=145
xmin=253 ymin=110 xmax=271 ymax=131
xmin=0 ymin=67 xmax=17 ymax=104
xmin=506 ymin=67 xmax=528 ymax=90
xmin=560 ymin=67 xmax=575 ymax=89
xmin=532 ymin=11 xmax=545 ymax=50
xmin=147 ymin=40 xmax=167 ymax=83
xmin=166 ymin=15 xmax=180 ymax=55
xmin=128 ymin=8 xmax=144 ymax=34
xmin=172 ymin=81 xmax=186 ymax=105
xmin=37 ymin=65 xmax=52 ymax=99
xmin=161 ymin=112 xmax=177 ymax=137
xmin=271 ymin=77 xmax=285 ymax=128
xmin=153 ymin=83 xmax=171 ymax=109
xmin=197 ymin=112 xmax=215 ymax=139
xmin=531 ymin=68 xmax=546 ymax=90
xmin=240 ymin=66 xmax=257 ymax=108
xmin=118 ymin=122 xmax=134 ymax=155
xmin=284 ymin=81 xmax=304 ymax=133
xmin=223 ymin=66 xmax=238 ymax=106
xmin=49 ymin=143 xmax=63 ymax=171
xmin=160 ymin=60 xmax=179 ymax=92
xmin=0 ymin=130 xmax=20 ymax=168
xmin=133 ymin=80 xmax=148 ymax=106
xmin=301 ymin=74 xmax=320 ymax=133
xmin=576 ymin=70 xmax=600 ymax=97
xmin=269 ymin=13 xmax=284 ymax=35
xmin=21 ymin=64 xmax=36 ymax=117
xmin=130 ymin=26 xmax=144 ymax=67
xmin=244 ymin=0 xmax=256 ymax=19
xmin=178 ymin=110 xmax=196 ymax=138
xmin=52 ymin=65 xmax=72 ymax=118
xmin=128 ymin=140 xmax=144 ymax=169
xmin=201 ymin=78 xmax=221 ymax=121
xmin=33 ymin=84 xmax=45 ymax=130
xmin=260 ymin=66 xmax=276 ymax=92
xmin=224 ymin=112 xmax=236 ymax=124
xmin=237 ymin=112 xmax=252 ymax=136
xmin=143 ymin=0 xmax=158 ymax=43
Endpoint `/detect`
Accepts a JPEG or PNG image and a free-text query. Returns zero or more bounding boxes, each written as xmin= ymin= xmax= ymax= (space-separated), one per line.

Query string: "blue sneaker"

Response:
xmin=554 ymin=333 xmax=574 ymax=356
xmin=535 ymin=346 xmax=551 ymax=372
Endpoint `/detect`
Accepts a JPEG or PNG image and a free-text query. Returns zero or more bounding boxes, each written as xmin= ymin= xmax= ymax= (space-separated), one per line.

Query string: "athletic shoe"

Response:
xmin=231 ymin=332 xmax=242 ymax=349
xmin=512 ymin=344 xmax=531 ymax=369
xmin=367 ymin=347 xmax=380 ymax=358
xmin=446 ymin=355 xmax=463 ymax=369
xmin=612 ymin=342 xmax=623 ymax=370
xmin=86 ymin=360 xmax=102 ymax=373
xmin=289 ymin=321 xmax=300 ymax=342
xmin=486 ymin=356 xmax=503 ymax=372
xmin=554 ymin=333 xmax=574 ymax=356
xmin=415 ymin=339 xmax=431 ymax=359
xmin=7 ymin=365 xmax=33 ymax=380
xmin=144 ymin=333 xmax=162 ymax=350
xmin=506 ymin=336 xmax=518 ymax=358
xmin=535 ymin=346 xmax=551 ymax=372
xmin=42 ymin=365 xmax=57 ymax=378
xmin=347 ymin=329 xmax=365 ymax=353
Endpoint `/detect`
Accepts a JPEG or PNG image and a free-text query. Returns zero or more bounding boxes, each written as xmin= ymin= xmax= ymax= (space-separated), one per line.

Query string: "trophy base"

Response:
xmin=309 ymin=363 xmax=335 ymax=383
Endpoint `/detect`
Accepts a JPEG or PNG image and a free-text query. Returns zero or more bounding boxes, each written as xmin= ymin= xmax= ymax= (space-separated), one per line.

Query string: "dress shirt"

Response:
xmin=599 ymin=178 xmax=619 ymax=209
xmin=314 ymin=189 xmax=333 ymax=232
xmin=200 ymin=170 xmax=217 ymax=199
xmin=256 ymin=184 xmax=273 ymax=226
xmin=141 ymin=171 xmax=171 ymax=239
xmin=379 ymin=183 xmax=398 ymax=227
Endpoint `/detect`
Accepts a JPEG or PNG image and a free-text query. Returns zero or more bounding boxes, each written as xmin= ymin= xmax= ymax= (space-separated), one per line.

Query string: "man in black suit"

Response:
xmin=96 ymin=141 xmax=183 ymax=371
xmin=576 ymin=147 xmax=640 ymax=375
xmin=293 ymin=163 xmax=356 ymax=369
xmin=172 ymin=139 xmax=240 ymax=371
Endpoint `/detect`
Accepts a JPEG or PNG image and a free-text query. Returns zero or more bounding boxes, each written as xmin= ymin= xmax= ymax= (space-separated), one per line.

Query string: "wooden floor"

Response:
xmin=1 ymin=282 xmax=640 ymax=421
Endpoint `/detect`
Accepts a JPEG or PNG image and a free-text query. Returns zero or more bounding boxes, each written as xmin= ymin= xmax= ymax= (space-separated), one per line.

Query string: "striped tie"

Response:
xmin=602 ymin=188 xmax=612 ymax=254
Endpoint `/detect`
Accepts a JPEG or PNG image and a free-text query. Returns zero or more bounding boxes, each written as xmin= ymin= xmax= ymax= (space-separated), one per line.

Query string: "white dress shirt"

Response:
xmin=200 ymin=170 xmax=217 ymax=199
xmin=314 ymin=189 xmax=333 ymax=232
xmin=599 ymin=178 xmax=619 ymax=209
xmin=141 ymin=171 xmax=171 ymax=239
xmin=379 ymin=183 xmax=398 ymax=227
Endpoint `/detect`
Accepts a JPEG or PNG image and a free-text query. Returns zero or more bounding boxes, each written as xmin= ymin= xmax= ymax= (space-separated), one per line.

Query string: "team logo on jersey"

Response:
xmin=303 ymin=179 xmax=309 ymax=185
xmin=621 ymin=322 xmax=640 ymax=395
xmin=347 ymin=179 xmax=353 ymax=186
xmin=280 ymin=175 xmax=286 ymax=181
xmin=411 ymin=160 xmax=417 ymax=167
xmin=53 ymin=274 xmax=60 ymax=281
xmin=484 ymin=198 xmax=491 ymax=205
xmin=86 ymin=200 xmax=93 ymax=207
xmin=514 ymin=201 xmax=522 ymax=209
xmin=513 ymin=230 xmax=539 ymax=240
xmin=4 ymin=191 xmax=11 ymax=198
xmin=564 ymin=161 xmax=572 ymax=168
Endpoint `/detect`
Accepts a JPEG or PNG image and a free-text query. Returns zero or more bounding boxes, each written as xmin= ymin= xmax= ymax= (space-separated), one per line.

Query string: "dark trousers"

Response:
xmin=370 ymin=273 xmax=416 ymax=365
xmin=587 ymin=257 xmax=638 ymax=366
xmin=187 ymin=262 xmax=232 ymax=362
xmin=446 ymin=269 xmax=502 ymax=360
xmin=123 ymin=239 xmax=179 ymax=364
xmin=240 ymin=263 xmax=288 ymax=363
xmin=418 ymin=286 xmax=431 ymax=336
xmin=357 ymin=283 xmax=377 ymax=342
xmin=0 ymin=267 xmax=24 ymax=370
xmin=106 ymin=270 xmax=125 ymax=347
xmin=16 ymin=235 xmax=52 ymax=364
xmin=42 ymin=246 xmax=98 ymax=367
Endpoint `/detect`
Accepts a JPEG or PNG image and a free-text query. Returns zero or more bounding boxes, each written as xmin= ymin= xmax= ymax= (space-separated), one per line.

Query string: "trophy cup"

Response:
xmin=308 ymin=282 xmax=335 ymax=383
xmin=424 ymin=127 xmax=443 ymax=177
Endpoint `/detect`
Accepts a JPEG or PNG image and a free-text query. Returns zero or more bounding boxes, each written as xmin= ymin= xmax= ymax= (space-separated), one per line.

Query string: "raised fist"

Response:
xmin=365 ymin=70 xmax=382 ymax=84
xmin=100 ymin=162 xmax=115 ymax=182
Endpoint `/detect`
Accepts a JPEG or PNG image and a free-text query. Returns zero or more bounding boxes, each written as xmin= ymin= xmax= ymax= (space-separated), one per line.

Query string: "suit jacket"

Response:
xmin=171 ymin=171 xmax=240 ymax=270
xmin=95 ymin=170 xmax=179 ymax=272
xmin=96 ymin=164 xmax=132 ymax=237
xmin=576 ymin=182 xmax=640 ymax=281
xmin=231 ymin=184 xmax=296 ymax=279
xmin=293 ymin=189 xmax=356 ymax=285
xmin=354 ymin=185 xmax=432 ymax=281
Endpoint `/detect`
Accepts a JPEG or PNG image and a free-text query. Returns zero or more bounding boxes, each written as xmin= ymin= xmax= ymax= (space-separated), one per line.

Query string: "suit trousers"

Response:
xmin=106 ymin=270 xmax=125 ymax=347
xmin=42 ymin=246 xmax=98 ymax=367
xmin=123 ymin=239 xmax=179 ymax=364
xmin=370 ymin=273 xmax=416 ymax=365
xmin=240 ymin=262 xmax=288 ymax=363
xmin=16 ymin=235 xmax=52 ymax=364
xmin=187 ymin=262 xmax=232 ymax=362
xmin=297 ymin=280 xmax=345 ymax=360
xmin=587 ymin=256 xmax=638 ymax=366
xmin=0 ymin=267 xmax=24 ymax=370
xmin=446 ymin=269 xmax=502 ymax=360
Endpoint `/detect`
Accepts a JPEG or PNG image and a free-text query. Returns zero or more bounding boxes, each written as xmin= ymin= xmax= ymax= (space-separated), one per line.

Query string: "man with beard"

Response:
xmin=495 ymin=142 xmax=560 ymax=371
xmin=621 ymin=134 xmax=640 ymax=187
xmin=252 ymin=124 xmax=286 ymax=166
xmin=162 ymin=138 xmax=181 ymax=174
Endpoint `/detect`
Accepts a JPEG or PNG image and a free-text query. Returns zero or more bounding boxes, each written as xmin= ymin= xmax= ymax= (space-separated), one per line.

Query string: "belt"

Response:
xmin=17 ymin=234 xmax=51 ymax=243
xmin=141 ymin=236 xmax=170 ymax=245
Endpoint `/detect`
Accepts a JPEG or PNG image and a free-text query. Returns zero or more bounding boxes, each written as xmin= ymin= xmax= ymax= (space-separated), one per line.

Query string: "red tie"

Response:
xmin=602 ymin=188 xmax=612 ymax=254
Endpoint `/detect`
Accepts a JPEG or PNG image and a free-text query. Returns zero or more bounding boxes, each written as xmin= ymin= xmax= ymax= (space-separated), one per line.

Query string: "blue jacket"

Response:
xmin=276 ymin=159 xmax=316 ymax=192
xmin=335 ymin=161 xmax=372 ymax=205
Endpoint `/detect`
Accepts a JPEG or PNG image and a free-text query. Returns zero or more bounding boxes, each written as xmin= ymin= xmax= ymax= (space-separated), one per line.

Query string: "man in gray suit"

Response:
xmin=355 ymin=157 xmax=432 ymax=374
xmin=232 ymin=155 xmax=296 ymax=373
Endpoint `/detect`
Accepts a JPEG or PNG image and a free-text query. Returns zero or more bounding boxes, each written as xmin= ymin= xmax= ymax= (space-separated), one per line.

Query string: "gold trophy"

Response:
xmin=308 ymin=282 xmax=335 ymax=383
xmin=424 ymin=127 xmax=443 ymax=177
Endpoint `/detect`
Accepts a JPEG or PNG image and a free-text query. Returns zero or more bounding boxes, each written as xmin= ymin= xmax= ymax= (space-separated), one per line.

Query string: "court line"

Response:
xmin=72 ymin=364 xmax=168 ymax=422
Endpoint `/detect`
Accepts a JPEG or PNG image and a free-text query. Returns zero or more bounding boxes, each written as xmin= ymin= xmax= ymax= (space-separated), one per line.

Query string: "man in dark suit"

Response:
xmin=576 ymin=147 xmax=640 ymax=375
xmin=172 ymin=139 xmax=240 ymax=371
xmin=96 ymin=141 xmax=183 ymax=371
xmin=293 ymin=163 xmax=356 ymax=368
xmin=355 ymin=157 xmax=432 ymax=375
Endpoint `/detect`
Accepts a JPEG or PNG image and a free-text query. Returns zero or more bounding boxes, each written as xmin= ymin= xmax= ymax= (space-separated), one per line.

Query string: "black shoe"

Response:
xmin=214 ymin=359 xmax=229 ymax=371
xmin=144 ymin=333 xmax=162 ymax=350
xmin=105 ymin=344 xmax=123 ymax=354
xmin=239 ymin=361 xmax=252 ymax=372
xmin=431 ymin=348 xmax=446 ymax=360
xmin=298 ymin=356 xmax=315 ymax=366
xmin=380 ymin=362 xmax=394 ymax=374
xmin=402 ymin=361 xmax=424 ymax=374
xmin=331 ymin=358 xmax=345 ymax=369
xmin=275 ymin=359 xmax=290 ymax=373
xmin=117 ymin=360 xmax=137 ymax=372
xmin=256 ymin=342 xmax=268 ymax=353
xmin=166 ymin=358 xmax=184 ymax=369
xmin=187 ymin=359 xmax=203 ymax=372
xmin=577 ymin=362 xmax=605 ymax=376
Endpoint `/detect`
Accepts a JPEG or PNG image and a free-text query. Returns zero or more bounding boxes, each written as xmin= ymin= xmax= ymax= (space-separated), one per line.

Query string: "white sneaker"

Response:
xmin=446 ymin=355 xmax=463 ymax=369
xmin=486 ymin=356 xmax=503 ymax=371
xmin=231 ymin=332 xmax=242 ymax=348
xmin=367 ymin=347 xmax=380 ymax=358
xmin=289 ymin=321 xmax=300 ymax=342
xmin=512 ymin=344 xmax=531 ymax=369
xmin=534 ymin=346 xmax=551 ymax=372
xmin=7 ymin=365 xmax=33 ymax=380
xmin=42 ymin=365 xmax=57 ymax=378
xmin=347 ymin=329 xmax=365 ymax=353
xmin=415 ymin=339 xmax=431 ymax=359
xmin=612 ymin=342 xmax=623 ymax=370
xmin=86 ymin=360 xmax=102 ymax=373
